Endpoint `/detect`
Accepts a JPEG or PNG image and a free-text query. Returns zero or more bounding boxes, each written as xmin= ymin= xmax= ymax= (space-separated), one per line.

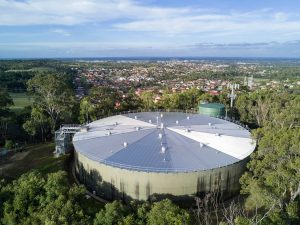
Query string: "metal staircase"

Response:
xmin=54 ymin=124 xmax=87 ymax=157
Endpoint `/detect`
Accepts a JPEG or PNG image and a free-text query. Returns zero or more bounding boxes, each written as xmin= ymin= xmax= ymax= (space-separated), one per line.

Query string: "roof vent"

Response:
xmin=115 ymin=122 xmax=118 ymax=126
xmin=134 ymin=115 xmax=137 ymax=119
xmin=208 ymin=122 xmax=212 ymax=126
xmin=149 ymin=119 xmax=152 ymax=123
xmin=185 ymin=128 xmax=190 ymax=132
xmin=215 ymin=133 xmax=220 ymax=136
xmin=161 ymin=146 xmax=166 ymax=154
xmin=106 ymin=131 xmax=111 ymax=136
xmin=199 ymin=142 xmax=204 ymax=148
xmin=123 ymin=142 xmax=128 ymax=147
xmin=160 ymin=113 xmax=164 ymax=118
xmin=135 ymin=127 xmax=140 ymax=131
xmin=158 ymin=133 xmax=163 ymax=139
xmin=187 ymin=116 xmax=190 ymax=120
xmin=80 ymin=126 xmax=89 ymax=132
xmin=160 ymin=123 xmax=164 ymax=129
xmin=176 ymin=120 xmax=179 ymax=124
xmin=163 ymin=158 xmax=166 ymax=162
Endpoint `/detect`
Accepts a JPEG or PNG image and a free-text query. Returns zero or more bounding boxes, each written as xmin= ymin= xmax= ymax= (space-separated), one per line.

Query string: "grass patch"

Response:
xmin=5 ymin=67 xmax=54 ymax=73
xmin=0 ymin=142 xmax=65 ymax=179
xmin=31 ymin=67 xmax=55 ymax=72
xmin=9 ymin=92 xmax=33 ymax=111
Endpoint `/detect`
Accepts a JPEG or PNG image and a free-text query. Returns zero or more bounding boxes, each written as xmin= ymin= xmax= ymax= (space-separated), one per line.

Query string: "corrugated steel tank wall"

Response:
xmin=74 ymin=151 xmax=249 ymax=201
xmin=198 ymin=103 xmax=225 ymax=117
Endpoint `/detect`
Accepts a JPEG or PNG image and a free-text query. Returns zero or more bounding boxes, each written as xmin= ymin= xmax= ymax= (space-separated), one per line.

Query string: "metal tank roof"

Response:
xmin=73 ymin=112 xmax=256 ymax=172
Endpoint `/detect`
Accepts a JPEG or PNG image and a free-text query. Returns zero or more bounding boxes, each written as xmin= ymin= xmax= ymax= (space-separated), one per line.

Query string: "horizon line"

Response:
xmin=1 ymin=56 xmax=300 ymax=61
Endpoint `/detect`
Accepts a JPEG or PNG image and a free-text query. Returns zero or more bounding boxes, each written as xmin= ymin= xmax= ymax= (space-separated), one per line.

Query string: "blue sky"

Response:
xmin=1 ymin=0 xmax=300 ymax=58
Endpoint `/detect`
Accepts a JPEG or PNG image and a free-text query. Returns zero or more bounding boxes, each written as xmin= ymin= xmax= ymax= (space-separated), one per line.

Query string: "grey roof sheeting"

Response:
xmin=73 ymin=112 xmax=256 ymax=172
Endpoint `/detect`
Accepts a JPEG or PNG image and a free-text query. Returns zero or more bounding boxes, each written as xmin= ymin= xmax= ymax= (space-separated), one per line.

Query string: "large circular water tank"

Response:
xmin=73 ymin=111 xmax=255 ymax=201
xmin=199 ymin=103 xmax=225 ymax=117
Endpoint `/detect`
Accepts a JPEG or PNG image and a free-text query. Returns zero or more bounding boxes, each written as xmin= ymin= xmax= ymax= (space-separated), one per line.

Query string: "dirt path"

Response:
xmin=0 ymin=150 xmax=31 ymax=170
xmin=0 ymin=151 xmax=31 ymax=178
xmin=10 ymin=150 xmax=31 ymax=161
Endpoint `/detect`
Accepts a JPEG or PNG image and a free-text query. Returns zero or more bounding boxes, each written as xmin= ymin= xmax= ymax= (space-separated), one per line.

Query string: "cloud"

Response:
xmin=186 ymin=40 xmax=300 ymax=53
xmin=274 ymin=12 xmax=289 ymax=22
xmin=190 ymin=42 xmax=276 ymax=49
xmin=0 ymin=0 xmax=190 ymax=25
xmin=0 ymin=1 xmax=300 ymax=41
xmin=51 ymin=29 xmax=71 ymax=36
xmin=115 ymin=10 xmax=300 ymax=36
xmin=1 ymin=0 xmax=300 ymax=58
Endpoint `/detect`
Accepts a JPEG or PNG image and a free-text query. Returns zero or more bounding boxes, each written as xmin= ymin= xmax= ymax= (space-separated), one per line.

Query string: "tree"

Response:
xmin=4 ymin=140 xmax=14 ymax=150
xmin=1 ymin=171 xmax=46 ymax=224
xmin=121 ymin=215 xmax=136 ymax=225
xmin=136 ymin=202 xmax=150 ymax=225
xmin=235 ymin=90 xmax=298 ymax=128
xmin=158 ymin=88 xmax=204 ymax=110
xmin=79 ymin=97 xmax=95 ymax=124
xmin=27 ymin=74 xmax=75 ymax=134
xmin=271 ymin=95 xmax=300 ymax=129
xmin=35 ymin=194 xmax=90 ymax=225
xmin=23 ymin=107 xmax=50 ymax=141
xmin=147 ymin=199 xmax=190 ymax=225
xmin=140 ymin=91 xmax=155 ymax=111
xmin=93 ymin=201 xmax=129 ymax=225
xmin=0 ymin=88 xmax=13 ymax=143
xmin=79 ymin=87 xmax=119 ymax=122
xmin=0 ymin=171 xmax=91 ymax=225
xmin=197 ymin=93 xmax=219 ymax=105
xmin=180 ymin=88 xmax=204 ymax=110
xmin=240 ymin=127 xmax=300 ymax=224
xmin=158 ymin=91 xmax=180 ymax=110
xmin=0 ymin=88 xmax=13 ymax=117
xmin=119 ymin=88 xmax=142 ymax=112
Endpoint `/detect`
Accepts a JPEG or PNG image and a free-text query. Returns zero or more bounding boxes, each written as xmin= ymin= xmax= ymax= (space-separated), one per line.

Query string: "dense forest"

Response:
xmin=0 ymin=61 xmax=299 ymax=224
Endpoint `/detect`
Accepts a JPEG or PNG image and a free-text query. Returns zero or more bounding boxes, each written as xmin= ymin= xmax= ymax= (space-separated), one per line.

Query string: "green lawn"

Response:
xmin=0 ymin=143 xmax=66 ymax=179
xmin=9 ymin=92 xmax=33 ymax=111
xmin=6 ymin=67 xmax=54 ymax=73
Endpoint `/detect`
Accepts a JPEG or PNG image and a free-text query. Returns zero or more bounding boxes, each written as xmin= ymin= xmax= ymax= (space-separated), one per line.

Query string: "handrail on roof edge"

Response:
xmin=94 ymin=109 xmax=251 ymax=132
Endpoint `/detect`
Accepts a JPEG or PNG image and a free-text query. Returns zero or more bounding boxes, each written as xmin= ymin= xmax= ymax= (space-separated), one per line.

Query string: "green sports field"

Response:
xmin=9 ymin=92 xmax=33 ymax=111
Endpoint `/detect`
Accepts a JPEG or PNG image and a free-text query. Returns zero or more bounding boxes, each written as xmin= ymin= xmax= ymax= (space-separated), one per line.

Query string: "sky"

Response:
xmin=1 ymin=0 xmax=300 ymax=58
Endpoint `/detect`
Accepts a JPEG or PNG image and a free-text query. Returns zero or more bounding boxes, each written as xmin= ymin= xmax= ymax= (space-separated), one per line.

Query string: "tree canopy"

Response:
xmin=0 ymin=88 xmax=13 ymax=117
xmin=0 ymin=88 xmax=13 ymax=144
xmin=27 ymin=74 xmax=75 ymax=134
xmin=0 ymin=171 xmax=90 ymax=225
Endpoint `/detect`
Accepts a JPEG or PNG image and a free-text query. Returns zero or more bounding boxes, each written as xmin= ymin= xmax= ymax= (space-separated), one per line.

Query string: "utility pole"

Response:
xmin=227 ymin=83 xmax=239 ymax=119
xmin=248 ymin=75 xmax=253 ymax=90
xmin=244 ymin=76 xmax=247 ymax=86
